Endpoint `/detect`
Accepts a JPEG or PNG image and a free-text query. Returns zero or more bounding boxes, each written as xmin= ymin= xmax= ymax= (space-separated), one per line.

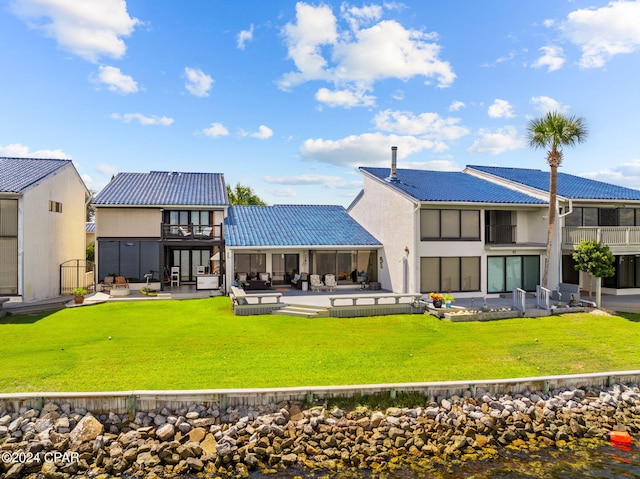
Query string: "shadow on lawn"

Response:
xmin=615 ymin=312 xmax=640 ymax=323
xmin=0 ymin=310 xmax=58 ymax=324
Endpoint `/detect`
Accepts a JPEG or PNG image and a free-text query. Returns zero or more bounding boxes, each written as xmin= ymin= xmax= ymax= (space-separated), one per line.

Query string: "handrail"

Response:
xmin=513 ymin=288 xmax=526 ymax=313
xmin=563 ymin=226 xmax=640 ymax=247
xmin=536 ymin=285 xmax=550 ymax=310
xmin=161 ymin=223 xmax=223 ymax=240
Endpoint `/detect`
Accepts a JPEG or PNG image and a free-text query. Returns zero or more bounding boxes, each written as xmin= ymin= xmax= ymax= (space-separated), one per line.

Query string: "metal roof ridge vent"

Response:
xmin=168 ymin=171 xmax=181 ymax=177
xmin=385 ymin=146 xmax=399 ymax=182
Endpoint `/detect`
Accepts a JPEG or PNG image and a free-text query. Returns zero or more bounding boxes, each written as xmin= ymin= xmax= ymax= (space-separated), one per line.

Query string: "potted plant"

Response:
xmin=72 ymin=287 xmax=88 ymax=304
xmin=429 ymin=292 xmax=444 ymax=308
xmin=443 ymin=293 xmax=455 ymax=308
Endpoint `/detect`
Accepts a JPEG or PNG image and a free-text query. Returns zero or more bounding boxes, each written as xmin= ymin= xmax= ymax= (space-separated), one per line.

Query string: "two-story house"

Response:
xmin=93 ymin=171 xmax=228 ymax=289
xmin=467 ymin=165 xmax=640 ymax=295
xmin=348 ymin=152 xmax=549 ymax=297
xmin=0 ymin=157 xmax=90 ymax=301
xmin=349 ymin=148 xmax=640 ymax=297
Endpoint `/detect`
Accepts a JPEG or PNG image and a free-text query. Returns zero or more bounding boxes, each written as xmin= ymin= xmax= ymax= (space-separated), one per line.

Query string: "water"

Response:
xmin=240 ymin=442 xmax=640 ymax=479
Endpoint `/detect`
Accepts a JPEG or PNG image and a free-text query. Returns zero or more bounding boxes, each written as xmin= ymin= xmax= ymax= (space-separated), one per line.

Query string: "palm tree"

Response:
xmin=226 ymin=183 xmax=266 ymax=205
xmin=527 ymin=111 xmax=588 ymax=288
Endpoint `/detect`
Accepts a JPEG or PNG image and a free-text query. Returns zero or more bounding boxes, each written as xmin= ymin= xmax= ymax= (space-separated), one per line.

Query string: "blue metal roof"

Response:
xmin=0 ymin=157 xmax=71 ymax=193
xmin=224 ymin=205 xmax=381 ymax=247
xmin=361 ymin=167 xmax=546 ymax=204
xmin=93 ymin=171 xmax=228 ymax=206
xmin=469 ymin=165 xmax=640 ymax=200
xmin=86 ymin=222 xmax=96 ymax=233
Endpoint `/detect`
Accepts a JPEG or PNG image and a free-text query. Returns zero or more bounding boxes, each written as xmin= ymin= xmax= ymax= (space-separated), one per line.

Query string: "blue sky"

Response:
xmin=2 ymin=1 xmax=640 ymax=205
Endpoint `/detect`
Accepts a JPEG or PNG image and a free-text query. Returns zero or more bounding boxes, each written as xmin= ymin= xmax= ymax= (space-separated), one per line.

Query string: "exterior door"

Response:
xmin=271 ymin=254 xmax=299 ymax=285
xmin=171 ymin=249 xmax=211 ymax=282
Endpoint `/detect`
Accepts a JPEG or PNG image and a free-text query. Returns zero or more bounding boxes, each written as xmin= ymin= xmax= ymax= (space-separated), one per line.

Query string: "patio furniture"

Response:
xmin=310 ymin=274 xmax=324 ymax=292
xmin=178 ymin=226 xmax=191 ymax=237
xmin=170 ymin=267 xmax=180 ymax=287
xmin=101 ymin=275 xmax=115 ymax=292
xmin=291 ymin=272 xmax=308 ymax=289
xmin=114 ymin=276 xmax=129 ymax=288
xmin=324 ymin=274 xmax=337 ymax=292
xmin=195 ymin=226 xmax=212 ymax=238
xmin=196 ymin=265 xmax=206 ymax=275
xmin=236 ymin=272 xmax=249 ymax=289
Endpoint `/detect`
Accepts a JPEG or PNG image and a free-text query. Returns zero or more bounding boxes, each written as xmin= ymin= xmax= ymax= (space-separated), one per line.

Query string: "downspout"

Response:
xmin=413 ymin=202 xmax=421 ymax=294
xmin=556 ymin=199 xmax=573 ymax=288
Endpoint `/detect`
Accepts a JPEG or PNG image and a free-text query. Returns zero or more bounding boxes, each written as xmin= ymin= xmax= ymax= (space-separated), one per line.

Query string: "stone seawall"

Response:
xmin=1 ymin=383 xmax=639 ymax=478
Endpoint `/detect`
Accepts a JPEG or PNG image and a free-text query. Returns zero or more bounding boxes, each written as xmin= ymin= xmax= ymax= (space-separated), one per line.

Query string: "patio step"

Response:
xmin=274 ymin=304 xmax=329 ymax=318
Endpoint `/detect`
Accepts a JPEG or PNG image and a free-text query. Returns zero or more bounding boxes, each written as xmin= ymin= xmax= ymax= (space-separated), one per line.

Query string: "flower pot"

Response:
xmin=74 ymin=295 xmax=85 ymax=304
xmin=432 ymin=300 xmax=442 ymax=308
xmin=445 ymin=300 xmax=452 ymax=308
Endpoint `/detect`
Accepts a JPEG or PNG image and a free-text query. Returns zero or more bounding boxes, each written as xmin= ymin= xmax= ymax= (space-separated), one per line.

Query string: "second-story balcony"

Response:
xmin=485 ymin=224 xmax=517 ymax=244
xmin=563 ymin=226 xmax=640 ymax=249
xmin=162 ymin=223 xmax=223 ymax=241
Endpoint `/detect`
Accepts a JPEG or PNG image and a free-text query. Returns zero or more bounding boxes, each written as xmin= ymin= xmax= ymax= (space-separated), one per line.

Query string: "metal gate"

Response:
xmin=60 ymin=259 xmax=95 ymax=295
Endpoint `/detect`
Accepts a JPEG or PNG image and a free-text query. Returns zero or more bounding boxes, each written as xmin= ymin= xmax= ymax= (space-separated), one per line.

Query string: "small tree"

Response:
xmin=572 ymin=240 xmax=615 ymax=305
xmin=226 ymin=183 xmax=266 ymax=205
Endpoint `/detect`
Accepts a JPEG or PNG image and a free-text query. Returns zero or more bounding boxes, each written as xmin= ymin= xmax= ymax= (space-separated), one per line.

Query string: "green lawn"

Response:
xmin=1 ymin=297 xmax=639 ymax=392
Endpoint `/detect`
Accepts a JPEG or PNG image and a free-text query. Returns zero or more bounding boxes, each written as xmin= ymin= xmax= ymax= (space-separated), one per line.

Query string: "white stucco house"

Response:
xmin=348 ymin=148 xmax=640 ymax=297
xmin=0 ymin=157 xmax=90 ymax=302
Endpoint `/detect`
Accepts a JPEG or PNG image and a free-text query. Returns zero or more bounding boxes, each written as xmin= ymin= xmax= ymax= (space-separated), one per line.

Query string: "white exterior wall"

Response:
xmin=349 ymin=176 xmax=417 ymax=293
xmin=21 ymin=165 xmax=87 ymax=301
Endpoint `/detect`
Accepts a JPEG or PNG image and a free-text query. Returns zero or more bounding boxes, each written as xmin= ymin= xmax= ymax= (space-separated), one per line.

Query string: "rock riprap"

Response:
xmin=1 ymin=384 xmax=639 ymax=478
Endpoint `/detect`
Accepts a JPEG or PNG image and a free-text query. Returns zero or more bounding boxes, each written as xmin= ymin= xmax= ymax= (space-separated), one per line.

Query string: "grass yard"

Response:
xmin=1 ymin=297 xmax=640 ymax=393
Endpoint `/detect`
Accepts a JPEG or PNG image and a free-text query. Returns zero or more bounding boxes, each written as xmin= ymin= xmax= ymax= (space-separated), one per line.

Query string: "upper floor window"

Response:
xmin=420 ymin=209 xmax=480 ymax=241
xmin=48 ymin=200 xmax=62 ymax=213
xmin=565 ymin=207 xmax=640 ymax=227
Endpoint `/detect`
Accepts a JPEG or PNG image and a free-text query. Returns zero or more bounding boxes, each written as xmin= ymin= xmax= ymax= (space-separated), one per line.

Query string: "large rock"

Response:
xmin=156 ymin=423 xmax=175 ymax=441
xmin=69 ymin=415 xmax=104 ymax=445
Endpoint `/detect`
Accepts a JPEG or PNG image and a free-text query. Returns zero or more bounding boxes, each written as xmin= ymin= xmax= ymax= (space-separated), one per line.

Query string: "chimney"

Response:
xmin=386 ymin=146 xmax=399 ymax=182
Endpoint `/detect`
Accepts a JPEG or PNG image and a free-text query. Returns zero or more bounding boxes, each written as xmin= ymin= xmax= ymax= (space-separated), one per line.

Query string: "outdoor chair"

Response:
xmin=236 ymin=272 xmax=249 ymax=289
xmin=102 ymin=276 xmax=115 ymax=292
xmin=114 ymin=276 xmax=129 ymax=288
xmin=324 ymin=274 xmax=337 ymax=292
xmin=310 ymin=274 xmax=324 ymax=292
xmin=170 ymin=266 xmax=180 ymax=287
xmin=258 ymin=272 xmax=271 ymax=288
xmin=195 ymin=226 xmax=212 ymax=238
xmin=291 ymin=272 xmax=308 ymax=289
xmin=178 ymin=226 xmax=191 ymax=237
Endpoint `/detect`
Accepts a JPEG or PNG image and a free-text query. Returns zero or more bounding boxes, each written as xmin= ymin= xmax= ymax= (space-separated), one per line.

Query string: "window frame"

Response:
xmin=420 ymin=209 xmax=480 ymax=241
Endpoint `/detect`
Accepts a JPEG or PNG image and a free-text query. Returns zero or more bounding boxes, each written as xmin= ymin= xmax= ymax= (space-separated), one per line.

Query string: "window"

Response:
xmin=97 ymin=241 xmax=160 ymax=282
xmin=310 ymin=250 xmax=377 ymax=283
xmin=48 ymin=200 xmax=62 ymax=213
xmin=487 ymin=255 xmax=539 ymax=293
xmin=234 ymin=253 xmax=266 ymax=277
xmin=420 ymin=256 xmax=480 ymax=293
xmin=420 ymin=209 xmax=480 ymax=240
xmin=0 ymin=199 xmax=18 ymax=294
xmin=565 ymin=207 xmax=640 ymax=227
xmin=603 ymin=255 xmax=640 ymax=288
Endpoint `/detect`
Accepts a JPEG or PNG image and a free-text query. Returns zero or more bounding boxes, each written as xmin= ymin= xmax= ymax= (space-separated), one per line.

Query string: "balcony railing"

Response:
xmin=563 ymin=226 xmax=640 ymax=247
xmin=161 ymin=223 xmax=223 ymax=240
xmin=485 ymin=224 xmax=516 ymax=244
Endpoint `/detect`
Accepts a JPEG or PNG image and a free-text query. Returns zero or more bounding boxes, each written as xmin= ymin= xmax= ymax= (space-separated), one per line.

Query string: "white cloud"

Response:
xmin=95 ymin=163 xmax=118 ymax=175
xmin=315 ymin=87 xmax=376 ymax=108
xmin=0 ymin=143 xmax=71 ymax=159
xmin=467 ymin=126 xmax=526 ymax=155
xmin=373 ymin=110 xmax=469 ymax=141
xmin=93 ymin=65 xmax=139 ymax=94
xmin=560 ymin=0 xmax=640 ymax=68
xmin=532 ymin=45 xmax=565 ymax=72
xmin=487 ymin=99 xmax=515 ymax=118
xmin=403 ymin=159 xmax=459 ymax=171
xmin=580 ymin=160 xmax=640 ymax=190
xmin=340 ymin=3 xmax=383 ymax=30
xmin=110 ymin=113 xmax=173 ymax=126
xmin=268 ymin=188 xmax=297 ymax=198
xmin=449 ymin=100 xmax=466 ymax=112
xmin=279 ymin=2 xmax=455 ymax=97
xmin=184 ymin=67 xmax=214 ymax=97
xmin=530 ymin=96 xmax=570 ymax=114
xmin=201 ymin=122 xmax=229 ymax=137
xmin=10 ymin=0 xmax=140 ymax=62
xmin=241 ymin=125 xmax=273 ymax=140
xmin=263 ymin=174 xmax=343 ymax=185
xmin=300 ymin=132 xmax=439 ymax=168
xmin=237 ymin=24 xmax=254 ymax=50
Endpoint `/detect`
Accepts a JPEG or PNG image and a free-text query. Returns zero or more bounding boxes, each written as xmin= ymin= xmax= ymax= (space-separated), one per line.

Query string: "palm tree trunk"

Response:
xmin=542 ymin=164 xmax=558 ymax=288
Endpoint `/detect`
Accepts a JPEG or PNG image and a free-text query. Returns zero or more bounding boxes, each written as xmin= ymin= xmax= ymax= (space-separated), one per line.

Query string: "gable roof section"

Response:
xmin=0 ymin=157 xmax=71 ymax=193
xmin=360 ymin=167 xmax=545 ymax=204
xmin=93 ymin=171 xmax=228 ymax=206
xmin=224 ymin=205 xmax=381 ymax=247
xmin=469 ymin=165 xmax=640 ymax=201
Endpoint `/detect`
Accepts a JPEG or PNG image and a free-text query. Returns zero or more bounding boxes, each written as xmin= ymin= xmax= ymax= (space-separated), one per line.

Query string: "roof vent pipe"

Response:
xmin=387 ymin=146 xmax=399 ymax=182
